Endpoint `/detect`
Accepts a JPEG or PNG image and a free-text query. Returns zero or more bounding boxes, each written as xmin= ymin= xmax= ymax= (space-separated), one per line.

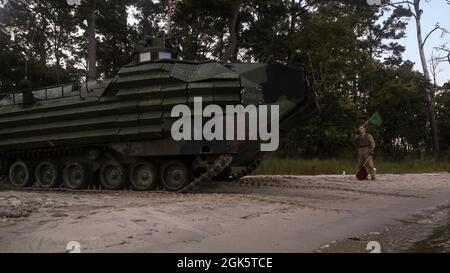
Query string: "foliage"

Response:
xmin=436 ymin=84 xmax=450 ymax=153
xmin=255 ymin=156 xmax=450 ymax=175
xmin=0 ymin=0 xmax=448 ymax=158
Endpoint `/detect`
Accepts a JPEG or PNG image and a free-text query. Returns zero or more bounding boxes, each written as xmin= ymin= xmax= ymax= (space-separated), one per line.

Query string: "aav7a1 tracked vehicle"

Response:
xmin=0 ymin=37 xmax=319 ymax=192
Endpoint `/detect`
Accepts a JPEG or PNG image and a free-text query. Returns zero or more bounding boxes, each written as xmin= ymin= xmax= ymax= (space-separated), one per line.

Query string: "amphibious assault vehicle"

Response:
xmin=0 ymin=37 xmax=319 ymax=192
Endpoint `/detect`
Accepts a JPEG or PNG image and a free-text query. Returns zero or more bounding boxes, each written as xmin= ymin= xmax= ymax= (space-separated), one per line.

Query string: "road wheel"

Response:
xmin=35 ymin=161 xmax=60 ymax=188
xmin=129 ymin=161 xmax=158 ymax=191
xmin=160 ymin=160 xmax=192 ymax=192
xmin=9 ymin=161 xmax=34 ymax=187
xmin=99 ymin=160 xmax=127 ymax=190
xmin=63 ymin=161 xmax=91 ymax=189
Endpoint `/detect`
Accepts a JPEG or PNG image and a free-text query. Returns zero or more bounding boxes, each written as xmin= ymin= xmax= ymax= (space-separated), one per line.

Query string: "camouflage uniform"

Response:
xmin=355 ymin=133 xmax=376 ymax=180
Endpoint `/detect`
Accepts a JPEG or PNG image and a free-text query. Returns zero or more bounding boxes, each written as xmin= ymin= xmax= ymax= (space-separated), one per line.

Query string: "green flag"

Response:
xmin=369 ymin=112 xmax=382 ymax=128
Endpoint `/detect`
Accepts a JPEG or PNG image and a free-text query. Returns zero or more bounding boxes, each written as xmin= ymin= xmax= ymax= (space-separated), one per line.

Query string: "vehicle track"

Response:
xmin=0 ymin=154 xmax=233 ymax=194
xmin=203 ymin=176 xmax=420 ymax=199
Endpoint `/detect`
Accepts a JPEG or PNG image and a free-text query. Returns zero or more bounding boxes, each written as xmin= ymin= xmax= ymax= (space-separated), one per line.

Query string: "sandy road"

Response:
xmin=0 ymin=173 xmax=449 ymax=253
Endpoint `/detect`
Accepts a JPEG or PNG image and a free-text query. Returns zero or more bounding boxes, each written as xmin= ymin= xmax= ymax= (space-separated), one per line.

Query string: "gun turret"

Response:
xmin=130 ymin=36 xmax=182 ymax=66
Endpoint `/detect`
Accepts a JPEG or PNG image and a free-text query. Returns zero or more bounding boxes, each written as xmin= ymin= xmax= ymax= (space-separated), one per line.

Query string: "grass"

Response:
xmin=254 ymin=157 xmax=450 ymax=175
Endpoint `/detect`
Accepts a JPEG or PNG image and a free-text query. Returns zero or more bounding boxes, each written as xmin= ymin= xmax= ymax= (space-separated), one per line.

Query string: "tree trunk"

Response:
xmin=87 ymin=0 xmax=97 ymax=81
xmin=38 ymin=23 xmax=48 ymax=72
xmin=167 ymin=0 xmax=173 ymax=37
xmin=55 ymin=46 xmax=61 ymax=84
xmin=54 ymin=26 xmax=62 ymax=85
xmin=287 ymin=0 xmax=297 ymax=63
xmin=221 ymin=1 xmax=241 ymax=63
xmin=112 ymin=35 xmax=118 ymax=77
xmin=413 ymin=0 xmax=440 ymax=154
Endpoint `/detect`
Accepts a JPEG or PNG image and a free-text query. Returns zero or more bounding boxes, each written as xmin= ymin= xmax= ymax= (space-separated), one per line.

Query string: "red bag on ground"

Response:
xmin=356 ymin=166 xmax=368 ymax=180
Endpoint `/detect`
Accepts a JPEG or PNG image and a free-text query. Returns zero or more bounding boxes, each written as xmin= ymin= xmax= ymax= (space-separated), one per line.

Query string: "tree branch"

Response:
xmin=434 ymin=46 xmax=450 ymax=64
xmin=423 ymin=24 xmax=449 ymax=47
xmin=385 ymin=1 xmax=417 ymax=19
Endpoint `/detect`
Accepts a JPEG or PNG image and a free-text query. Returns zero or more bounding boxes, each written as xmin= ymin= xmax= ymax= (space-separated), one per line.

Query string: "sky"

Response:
xmin=399 ymin=0 xmax=450 ymax=85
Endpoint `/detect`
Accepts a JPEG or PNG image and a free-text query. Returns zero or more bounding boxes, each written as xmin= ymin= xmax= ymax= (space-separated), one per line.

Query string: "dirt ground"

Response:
xmin=1 ymin=173 xmax=450 ymax=253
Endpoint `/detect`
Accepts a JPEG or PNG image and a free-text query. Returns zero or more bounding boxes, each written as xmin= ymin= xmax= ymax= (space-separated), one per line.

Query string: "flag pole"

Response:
xmin=359 ymin=120 xmax=369 ymax=129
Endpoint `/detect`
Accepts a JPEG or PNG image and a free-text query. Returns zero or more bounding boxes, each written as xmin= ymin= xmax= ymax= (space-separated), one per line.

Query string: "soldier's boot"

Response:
xmin=369 ymin=168 xmax=376 ymax=181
